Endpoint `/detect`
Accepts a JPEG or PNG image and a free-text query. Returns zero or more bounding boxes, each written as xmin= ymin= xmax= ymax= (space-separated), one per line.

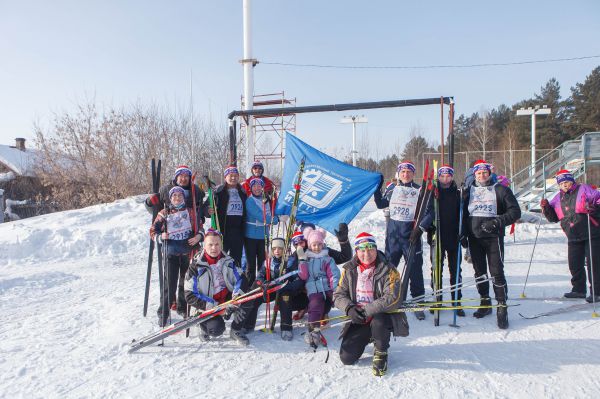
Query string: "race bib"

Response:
xmin=210 ymin=263 xmax=228 ymax=293
xmin=227 ymin=189 xmax=243 ymax=216
xmin=356 ymin=267 xmax=375 ymax=305
xmin=468 ymin=185 xmax=497 ymax=217
xmin=166 ymin=210 xmax=192 ymax=240
xmin=389 ymin=185 xmax=420 ymax=222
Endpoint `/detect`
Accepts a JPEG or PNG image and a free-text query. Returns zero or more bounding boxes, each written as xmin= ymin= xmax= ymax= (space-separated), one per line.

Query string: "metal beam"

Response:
xmin=228 ymin=97 xmax=453 ymax=119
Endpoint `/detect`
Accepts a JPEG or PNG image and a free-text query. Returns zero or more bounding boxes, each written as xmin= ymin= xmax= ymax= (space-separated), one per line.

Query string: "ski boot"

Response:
xmin=414 ymin=310 xmax=426 ymax=320
xmin=281 ymin=330 xmax=293 ymax=341
xmin=473 ymin=298 xmax=492 ymax=318
xmin=230 ymin=328 xmax=250 ymax=346
xmin=372 ymin=350 xmax=388 ymax=377
xmin=453 ymin=302 xmax=466 ymax=317
xmin=304 ymin=328 xmax=324 ymax=349
xmin=564 ymin=291 xmax=586 ymax=299
xmin=496 ymin=301 xmax=509 ymax=329
xmin=586 ymin=295 xmax=600 ymax=304
xmin=198 ymin=326 xmax=210 ymax=342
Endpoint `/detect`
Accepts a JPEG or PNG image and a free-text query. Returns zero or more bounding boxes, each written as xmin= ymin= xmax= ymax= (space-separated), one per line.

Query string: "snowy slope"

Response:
xmin=1 ymin=197 xmax=599 ymax=398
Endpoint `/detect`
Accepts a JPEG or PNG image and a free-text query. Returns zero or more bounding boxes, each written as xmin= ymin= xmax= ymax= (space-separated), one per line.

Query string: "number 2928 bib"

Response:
xmin=389 ymin=185 xmax=420 ymax=222
xmin=468 ymin=185 xmax=497 ymax=217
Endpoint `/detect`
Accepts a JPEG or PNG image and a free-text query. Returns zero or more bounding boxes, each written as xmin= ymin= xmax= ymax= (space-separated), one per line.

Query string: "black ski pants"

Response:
xmin=429 ymin=245 xmax=462 ymax=300
xmin=244 ymin=237 xmax=266 ymax=285
xmin=243 ymin=284 xmax=309 ymax=331
xmin=223 ymin=226 xmax=244 ymax=267
xmin=568 ymin=238 xmax=600 ymax=295
xmin=386 ymin=239 xmax=425 ymax=299
xmin=199 ymin=276 xmax=253 ymax=336
xmin=339 ymin=314 xmax=393 ymax=365
xmin=157 ymin=254 xmax=189 ymax=323
xmin=469 ymin=235 xmax=507 ymax=301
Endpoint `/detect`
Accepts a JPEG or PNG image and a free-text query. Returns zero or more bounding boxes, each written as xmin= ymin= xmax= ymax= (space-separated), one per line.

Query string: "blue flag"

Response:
xmin=276 ymin=133 xmax=381 ymax=234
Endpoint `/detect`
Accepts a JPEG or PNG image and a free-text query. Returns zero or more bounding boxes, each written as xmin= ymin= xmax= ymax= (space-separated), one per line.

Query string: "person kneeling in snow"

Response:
xmin=241 ymin=238 xmax=308 ymax=340
xmin=297 ymin=227 xmax=341 ymax=348
xmin=183 ymin=229 xmax=252 ymax=346
xmin=333 ymin=232 xmax=409 ymax=377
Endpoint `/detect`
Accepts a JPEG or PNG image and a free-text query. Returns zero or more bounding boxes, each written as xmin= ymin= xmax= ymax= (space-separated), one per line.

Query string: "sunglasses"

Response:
xmin=356 ymin=243 xmax=377 ymax=250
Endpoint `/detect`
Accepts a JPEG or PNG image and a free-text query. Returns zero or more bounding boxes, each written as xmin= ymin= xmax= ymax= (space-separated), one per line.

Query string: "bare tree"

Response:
xmin=469 ymin=109 xmax=493 ymax=159
xmin=34 ymin=101 xmax=230 ymax=210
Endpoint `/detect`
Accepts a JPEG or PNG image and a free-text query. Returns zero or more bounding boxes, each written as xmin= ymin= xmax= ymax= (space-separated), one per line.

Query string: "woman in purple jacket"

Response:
xmin=541 ymin=170 xmax=600 ymax=302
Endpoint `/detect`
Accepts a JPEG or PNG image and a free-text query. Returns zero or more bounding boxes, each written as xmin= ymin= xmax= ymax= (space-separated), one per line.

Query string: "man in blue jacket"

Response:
xmin=374 ymin=161 xmax=433 ymax=320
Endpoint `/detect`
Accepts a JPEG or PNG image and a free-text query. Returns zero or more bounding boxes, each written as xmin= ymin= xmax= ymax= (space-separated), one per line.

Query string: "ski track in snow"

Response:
xmin=1 ymin=197 xmax=599 ymax=398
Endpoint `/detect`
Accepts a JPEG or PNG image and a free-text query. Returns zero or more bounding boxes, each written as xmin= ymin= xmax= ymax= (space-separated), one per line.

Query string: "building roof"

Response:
xmin=0 ymin=144 xmax=39 ymax=177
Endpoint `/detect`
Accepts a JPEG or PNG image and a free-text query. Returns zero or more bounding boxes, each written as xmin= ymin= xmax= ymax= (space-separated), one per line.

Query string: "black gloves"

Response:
xmin=334 ymin=223 xmax=349 ymax=243
xmin=481 ymin=218 xmax=501 ymax=234
xmin=409 ymin=228 xmax=424 ymax=243
xmin=460 ymin=236 xmax=469 ymax=248
xmin=348 ymin=305 xmax=367 ymax=324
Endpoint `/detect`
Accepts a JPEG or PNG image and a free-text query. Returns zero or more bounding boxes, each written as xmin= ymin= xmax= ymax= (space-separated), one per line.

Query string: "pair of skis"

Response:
xmin=269 ymin=158 xmax=306 ymax=332
xmin=400 ymin=160 xmax=434 ymax=303
xmin=143 ymin=159 xmax=162 ymax=317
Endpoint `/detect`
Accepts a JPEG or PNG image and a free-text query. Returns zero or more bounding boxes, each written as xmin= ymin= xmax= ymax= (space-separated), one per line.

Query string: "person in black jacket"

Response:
xmin=427 ymin=165 xmax=465 ymax=316
xmin=462 ymin=160 xmax=521 ymax=329
xmin=541 ymin=170 xmax=600 ymax=302
xmin=241 ymin=238 xmax=308 ymax=340
xmin=204 ymin=165 xmax=247 ymax=266
xmin=145 ymin=165 xmax=204 ymax=220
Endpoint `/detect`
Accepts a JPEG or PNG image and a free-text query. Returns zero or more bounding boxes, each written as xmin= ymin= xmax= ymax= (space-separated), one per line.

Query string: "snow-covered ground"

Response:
xmin=1 ymin=197 xmax=599 ymax=398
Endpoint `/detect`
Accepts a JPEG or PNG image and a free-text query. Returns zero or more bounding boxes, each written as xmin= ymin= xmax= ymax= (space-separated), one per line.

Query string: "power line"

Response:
xmin=261 ymin=54 xmax=600 ymax=70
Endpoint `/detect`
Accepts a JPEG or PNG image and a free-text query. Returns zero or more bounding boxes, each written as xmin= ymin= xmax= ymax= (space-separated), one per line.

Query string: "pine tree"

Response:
xmin=564 ymin=66 xmax=600 ymax=136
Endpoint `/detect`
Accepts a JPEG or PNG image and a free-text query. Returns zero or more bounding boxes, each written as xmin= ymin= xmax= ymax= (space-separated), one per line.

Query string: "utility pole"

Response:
xmin=516 ymin=105 xmax=551 ymax=180
xmin=340 ymin=115 xmax=368 ymax=166
xmin=240 ymin=0 xmax=258 ymax=172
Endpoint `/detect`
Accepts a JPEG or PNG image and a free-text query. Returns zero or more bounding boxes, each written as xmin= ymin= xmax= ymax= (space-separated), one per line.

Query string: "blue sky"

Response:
xmin=1 ymin=0 xmax=599 ymax=159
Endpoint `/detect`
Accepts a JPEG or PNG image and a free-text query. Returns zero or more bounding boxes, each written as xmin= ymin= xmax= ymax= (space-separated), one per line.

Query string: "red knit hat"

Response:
xmin=354 ymin=232 xmax=376 ymax=249
xmin=555 ymin=169 xmax=575 ymax=184
xmin=291 ymin=231 xmax=305 ymax=246
xmin=473 ymin=160 xmax=491 ymax=172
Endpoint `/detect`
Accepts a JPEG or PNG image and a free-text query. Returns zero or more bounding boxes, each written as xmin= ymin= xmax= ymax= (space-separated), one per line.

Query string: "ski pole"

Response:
xmin=450 ymin=184 xmax=464 ymax=328
xmin=521 ymin=214 xmax=542 ymax=298
xmin=587 ymin=212 xmax=599 ymax=318
xmin=521 ymin=162 xmax=546 ymax=298
xmin=404 ymin=275 xmax=491 ymax=305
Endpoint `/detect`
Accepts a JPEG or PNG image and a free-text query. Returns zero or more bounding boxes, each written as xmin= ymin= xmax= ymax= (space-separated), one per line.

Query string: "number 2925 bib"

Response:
xmin=468 ymin=185 xmax=497 ymax=217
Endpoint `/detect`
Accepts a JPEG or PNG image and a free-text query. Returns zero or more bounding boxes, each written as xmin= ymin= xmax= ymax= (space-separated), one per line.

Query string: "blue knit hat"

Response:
xmin=169 ymin=186 xmax=185 ymax=198
xmin=224 ymin=165 xmax=239 ymax=177
xmin=397 ymin=161 xmax=416 ymax=173
xmin=174 ymin=165 xmax=192 ymax=179
xmin=555 ymin=169 xmax=575 ymax=184
xmin=249 ymin=177 xmax=264 ymax=189
xmin=438 ymin=165 xmax=454 ymax=177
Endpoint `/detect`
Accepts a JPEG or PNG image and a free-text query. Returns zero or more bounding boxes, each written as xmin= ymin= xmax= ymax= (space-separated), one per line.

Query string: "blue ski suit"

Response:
xmin=374 ymin=180 xmax=433 ymax=299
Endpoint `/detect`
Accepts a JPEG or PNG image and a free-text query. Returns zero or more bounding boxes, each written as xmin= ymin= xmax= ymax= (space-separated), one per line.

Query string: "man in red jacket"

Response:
xmin=242 ymin=161 xmax=275 ymax=197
